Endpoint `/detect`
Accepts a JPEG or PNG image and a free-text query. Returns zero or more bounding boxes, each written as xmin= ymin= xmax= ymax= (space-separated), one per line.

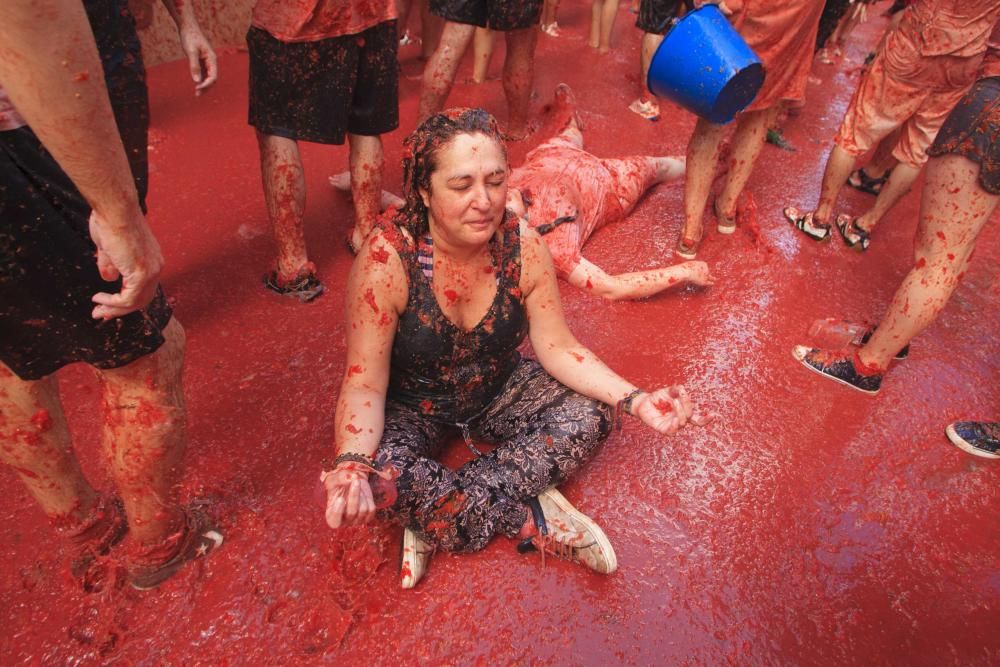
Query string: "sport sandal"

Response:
xmin=517 ymin=487 xmax=617 ymax=574
xmin=400 ymin=527 xmax=434 ymax=589
xmin=847 ymin=167 xmax=890 ymax=196
xmin=783 ymin=206 xmax=830 ymax=242
xmin=263 ymin=268 xmax=325 ymax=302
xmin=835 ymin=214 xmax=871 ymax=251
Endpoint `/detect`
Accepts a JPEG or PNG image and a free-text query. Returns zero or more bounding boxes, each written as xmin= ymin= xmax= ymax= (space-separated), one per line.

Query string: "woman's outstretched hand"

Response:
xmin=631 ymin=385 xmax=712 ymax=435
xmin=322 ymin=466 xmax=377 ymax=528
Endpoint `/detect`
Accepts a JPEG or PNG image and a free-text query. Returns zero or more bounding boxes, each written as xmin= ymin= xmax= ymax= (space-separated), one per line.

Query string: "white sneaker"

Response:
xmin=400 ymin=528 xmax=434 ymax=589
xmin=520 ymin=488 xmax=617 ymax=574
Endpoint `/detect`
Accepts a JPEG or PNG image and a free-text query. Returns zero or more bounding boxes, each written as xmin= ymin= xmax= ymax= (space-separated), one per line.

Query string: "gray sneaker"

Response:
xmin=518 ymin=487 xmax=617 ymax=574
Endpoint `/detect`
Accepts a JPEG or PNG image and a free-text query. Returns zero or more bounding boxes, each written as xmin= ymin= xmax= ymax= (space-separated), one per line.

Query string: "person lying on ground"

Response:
xmin=322 ymin=108 xmax=709 ymax=589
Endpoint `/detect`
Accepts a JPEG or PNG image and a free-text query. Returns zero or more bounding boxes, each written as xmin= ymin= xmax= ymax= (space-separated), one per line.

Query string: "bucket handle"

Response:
xmin=655 ymin=0 xmax=697 ymax=35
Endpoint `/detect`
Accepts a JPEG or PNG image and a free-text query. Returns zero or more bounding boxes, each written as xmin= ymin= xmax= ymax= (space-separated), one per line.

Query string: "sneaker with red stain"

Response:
xmin=792 ymin=345 xmax=884 ymax=395
xmin=518 ymin=487 xmax=617 ymax=574
xmin=128 ymin=506 xmax=223 ymax=590
xmin=400 ymin=527 xmax=434 ymax=589
xmin=62 ymin=495 xmax=128 ymax=592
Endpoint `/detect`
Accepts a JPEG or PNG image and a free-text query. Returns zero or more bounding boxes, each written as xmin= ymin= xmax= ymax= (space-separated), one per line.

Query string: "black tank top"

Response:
xmin=384 ymin=213 xmax=528 ymax=424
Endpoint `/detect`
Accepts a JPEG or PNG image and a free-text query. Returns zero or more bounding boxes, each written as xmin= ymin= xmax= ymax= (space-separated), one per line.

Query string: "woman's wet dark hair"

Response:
xmin=394 ymin=107 xmax=508 ymax=237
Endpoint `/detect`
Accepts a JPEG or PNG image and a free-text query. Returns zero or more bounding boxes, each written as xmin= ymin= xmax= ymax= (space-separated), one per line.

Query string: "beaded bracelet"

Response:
xmin=334 ymin=452 xmax=374 ymax=468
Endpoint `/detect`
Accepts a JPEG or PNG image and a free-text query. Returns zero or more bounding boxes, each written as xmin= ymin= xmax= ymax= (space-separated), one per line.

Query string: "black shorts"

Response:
xmin=636 ymin=0 xmax=681 ymax=34
xmin=927 ymin=76 xmax=1000 ymax=195
xmin=430 ymin=0 xmax=542 ymax=30
xmin=0 ymin=127 xmax=172 ymax=381
xmin=247 ymin=21 xmax=400 ymax=145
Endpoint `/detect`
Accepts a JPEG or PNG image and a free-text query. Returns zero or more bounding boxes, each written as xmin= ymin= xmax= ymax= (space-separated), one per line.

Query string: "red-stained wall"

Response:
xmin=131 ymin=0 xmax=255 ymax=67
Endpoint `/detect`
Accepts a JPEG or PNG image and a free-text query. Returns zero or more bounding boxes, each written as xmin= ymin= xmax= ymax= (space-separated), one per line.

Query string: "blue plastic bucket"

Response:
xmin=646 ymin=4 xmax=765 ymax=124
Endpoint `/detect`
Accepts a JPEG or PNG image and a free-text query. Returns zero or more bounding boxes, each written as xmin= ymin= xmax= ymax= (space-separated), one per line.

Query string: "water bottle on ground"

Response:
xmin=808 ymin=318 xmax=869 ymax=349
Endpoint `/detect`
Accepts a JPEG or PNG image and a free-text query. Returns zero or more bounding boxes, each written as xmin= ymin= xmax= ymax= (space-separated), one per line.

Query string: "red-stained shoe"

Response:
xmin=128 ymin=507 xmax=223 ymax=590
xmin=63 ymin=495 xmax=128 ymax=592
xmin=400 ymin=528 xmax=434 ymax=589
xmin=517 ymin=488 xmax=617 ymax=574
xmin=675 ymin=235 xmax=701 ymax=260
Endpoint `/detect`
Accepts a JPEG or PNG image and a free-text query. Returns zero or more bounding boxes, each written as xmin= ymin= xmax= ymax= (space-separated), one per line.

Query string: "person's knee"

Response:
xmin=566 ymin=398 xmax=613 ymax=446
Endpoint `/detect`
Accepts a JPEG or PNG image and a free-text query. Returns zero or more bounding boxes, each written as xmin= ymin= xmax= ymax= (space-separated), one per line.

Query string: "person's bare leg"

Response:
xmin=502 ymin=27 xmax=539 ymax=140
xmin=603 ymin=154 xmax=685 ymax=217
xmin=639 ymin=32 xmax=662 ymax=103
xmin=541 ymin=0 xmax=560 ymax=32
xmin=681 ymin=117 xmax=726 ymax=246
xmin=596 ymin=0 xmax=620 ymax=53
xmin=97 ymin=317 xmax=187 ymax=547
xmin=420 ymin=2 xmax=443 ymax=59
xmin=853 ymin=161 xmax=920 ymax=233
xmin=348 ymin=134 xmax=385 ymax=251
xmin=813 ymin=144 xmax=858 ymax=225
xmin=397 ymin=0 xmax=413 ymax=39
xmin=257 ymin=131 xmax=310 ymax=281
xmin=418 ymin=21 xmax=476 ymax=122
xmin=472 ymin=27 xmax=495 ymax=83
xmin=858 ymin=155 xmax=998 ymax=369
xmin=716 ymin=106 xmax=778 ymax=220
xmin=329 ymin=171 xmax=403 ymax=211
xmin=864 ymin=128 xmax=901 ymax=179
xmin=0 ymin=365 xmax=99 ymax=525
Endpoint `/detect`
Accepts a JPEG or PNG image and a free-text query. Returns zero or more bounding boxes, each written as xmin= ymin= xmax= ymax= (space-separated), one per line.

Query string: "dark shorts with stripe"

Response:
xmin=928 ymin=76 xmax=1000 ymax=195
xmin=247 ymin=20 xmax=400 ymax=144
xmin=430 ymin=0 xmax=542 ymax=30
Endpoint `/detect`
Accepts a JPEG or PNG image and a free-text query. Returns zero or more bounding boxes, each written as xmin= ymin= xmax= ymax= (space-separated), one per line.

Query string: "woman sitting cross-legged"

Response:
xmin=322 ymin=108 xmax=707 ymax=588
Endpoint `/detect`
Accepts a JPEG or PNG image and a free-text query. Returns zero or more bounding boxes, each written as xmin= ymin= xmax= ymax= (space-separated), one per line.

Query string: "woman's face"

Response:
xmin=420 ymin=132 xmax=508 ymax=248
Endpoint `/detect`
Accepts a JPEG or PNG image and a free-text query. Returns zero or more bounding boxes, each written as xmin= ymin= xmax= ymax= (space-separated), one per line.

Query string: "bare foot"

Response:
xmin=329 ymin=171 xmax=351 ymax=192
xmin=654 ymin=156 xmax=685 ymax=182
xmin=329 ymin=172 xmax=404 ymax=210
xmin=552 ymin=83 xmax=582 ymax=132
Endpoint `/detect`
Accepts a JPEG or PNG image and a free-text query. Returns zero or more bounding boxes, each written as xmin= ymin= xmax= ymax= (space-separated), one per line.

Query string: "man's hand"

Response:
xmin=88 ymin=210 xmax=163 ymax=320
xmin=178 ymin=26 xmax=217 ymax=95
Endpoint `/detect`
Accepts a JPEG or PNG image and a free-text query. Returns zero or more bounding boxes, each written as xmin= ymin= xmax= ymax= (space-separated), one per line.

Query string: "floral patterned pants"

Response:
xmin=375 ymin=359 xmax=612 ymax=553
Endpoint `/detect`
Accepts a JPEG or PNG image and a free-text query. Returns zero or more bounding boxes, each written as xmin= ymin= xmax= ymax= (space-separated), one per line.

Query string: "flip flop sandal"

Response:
xmin=846 ymin=168 xmax=889 ymax=196
xmin=263 ymin=270 xmax=326 ymax=302
xmin=675 ymin=234 xmax=701 ymax=260
xmin=783 ymin=206 xmax=830 ymax=242
xmin=714 ymin=199 xmax=736 ymax=235
xmin=835 ymin=214 xmax=871 ymax=251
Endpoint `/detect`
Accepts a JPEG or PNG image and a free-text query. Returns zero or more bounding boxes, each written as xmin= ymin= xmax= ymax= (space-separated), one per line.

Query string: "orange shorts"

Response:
xmin=834 ymin=23 xmax=981 ymax=168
